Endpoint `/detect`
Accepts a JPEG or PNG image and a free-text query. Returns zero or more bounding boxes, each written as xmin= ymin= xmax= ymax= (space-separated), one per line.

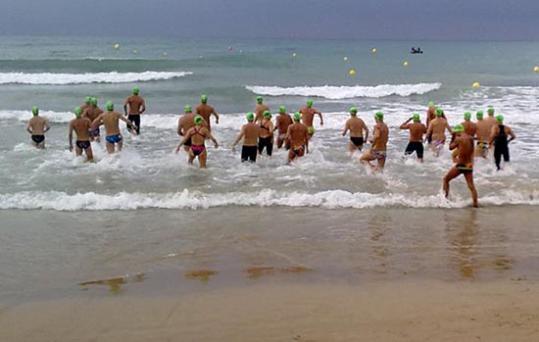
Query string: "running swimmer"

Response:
xmin=231 ymin=112 xmax=260 ymax=163
xmin=274 ymin=106 xmax=293 ymax=149
xmin=360 ymin=112 xmax=389 ymax=171
xmin=123 ymin=87 xmax=146 ymax=135
xmin=426 ymin=108 xmax=452 ymax=157
xmin=254 ymin=96 xmax=270 ymax=123
xmin=453 ymin=112 xmax=477 ymax=162
xmin=81 ymin=96 xmax=92 ymax=113
xmin=443 ymin=124 xmax=478 ymax=208
xmin=489 ymin=115 xmax=516 ymax=170
xmin=92 ymin=101 xmax=137 ymax=154
xmin=485 ymin=107 xmax=497 ymax=131
xmin=342 ymin=106 xmax=369 ymax=153
xmin=176 ymin=115 xmax=219 ymax=169
xmin=425 ymin=101 xmax=436 ymax=144
xmin=196 ymin=94 xmax=219 ymax=131
xmin=68 ymin=107 xmax=94 ymax=162
xmin=26 ymin=106 xmax=50 ymax=149
xmin=83 ymin=97 xmax=103 ymax=142
xmin=299 ymin=99 xmax=323 ymax=139
xmin=258 ymin=111 xmax=274 ymax=156
xmin=285 ymin=112 xmax=309 ymax=164
xmin=400 ymin=113 xmax=427 ymax=162
xmin=475 ymin=111 xmax=490 ymax=158
xmin=177 ymin=105 xmax=197 ymax=152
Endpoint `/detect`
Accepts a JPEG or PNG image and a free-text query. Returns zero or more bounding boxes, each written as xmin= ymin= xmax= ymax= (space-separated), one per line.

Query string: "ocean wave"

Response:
xmin=246 ymin=83 xmax=442 ymax=99
xmin=0 ymin=189 xmax=537 ymax=211
xmin=0 ymin=71 xmax=192 ymax=85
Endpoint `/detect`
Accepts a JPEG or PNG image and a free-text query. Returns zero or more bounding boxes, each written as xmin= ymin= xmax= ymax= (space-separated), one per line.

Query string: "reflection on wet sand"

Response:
xmin=184 ymin=269 xmax=218 ymax=283
xmin=79 ymin=273 xmax=145 ymax=294
xmin=246 ymin=266 xmax=312 ymax=279
xmin=368 ymin=213 xmax=392 ymax=274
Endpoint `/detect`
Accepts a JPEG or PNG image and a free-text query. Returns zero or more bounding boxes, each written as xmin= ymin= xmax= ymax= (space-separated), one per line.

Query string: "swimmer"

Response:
xmin=462 ymin=112 xmax=477 ymax=137
xmin=342 ymin=107 xmax=369 ymax=153
xmin=92 ymin=101 xmax=137 ymax=154
xmin=485 ymin=106 xmax=497 ymax=130
xmin=258 ymin=111 xmax=274 ymax=156
xmin=81 ymin=96 xmax=92 ymax=113
xmin=26 ymin=106 xmax=50 ymax=149
xmin=489 ymin=115 xmax=516 ymax=170
xmin=176 ymin=115 xmax=219 ymax=168
xmin=83 ymin=97 xmax=103 ymax=142
xmin=360 ymin=112 xmax=389 ymax=171
xmin=426 ymin=108 xmax=452 ymax=157
xmin=475 ymin=111 xmax=490 ymax=158
xmin=231 ymin=112 xmax=260 ymax=163
xmin=400 ymin=113 xmax=427 ymax=162
xmin=285 ymin=112 xmax=309 ymax=164
xmin=299 ymin=99 xmax=323 ymax=139
xmin=425 ymin=101 xmax=436 ymax=144
xmin=254 ymin=96 xmax=270 ymax=123
xmin=123 ymin=87 xmax=146 ymax=135
xmin=196 ymin=94 xmax=219 ymax=131
xmin=443 ymin=124 xmax=478 ymax=208
xmin=68 ymin=107 xmax=94 ymax=162
xmin=177 ymin=105 xmax=197 ymax=152
xmin=274 ymin=106 xmax=293 ymax=149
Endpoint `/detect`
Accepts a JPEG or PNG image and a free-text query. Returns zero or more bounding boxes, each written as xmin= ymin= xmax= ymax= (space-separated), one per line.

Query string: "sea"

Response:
xmin=1 ymin=36 xmax=539 ymax=304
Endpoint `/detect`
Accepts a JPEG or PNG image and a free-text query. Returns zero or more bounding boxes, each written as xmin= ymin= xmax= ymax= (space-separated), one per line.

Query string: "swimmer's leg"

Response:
xmin=463 ymin=172 xmax=478 ymax=208
xmin=443 ymin=167 xmax=460 ymax=199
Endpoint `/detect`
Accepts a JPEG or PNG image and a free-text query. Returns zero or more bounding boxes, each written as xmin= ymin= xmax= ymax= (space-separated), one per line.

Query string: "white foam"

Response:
xmin=0 ymin=71 xmax=192 ymax=85
xmin=246 ymin=83 xmax=442 ymax=99
xmin=0 ymin=189 xmax=537 ymax=211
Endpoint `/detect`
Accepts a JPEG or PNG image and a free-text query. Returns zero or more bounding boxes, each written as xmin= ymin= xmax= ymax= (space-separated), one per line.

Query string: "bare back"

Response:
xmin=71 ymin=118 xmax=92 ymax=141
xmin=428 ymin=118 xmax=450 ymax=141
xmin=255 ymin=104 xmax=269 ymax=122
xmin=243 ymin=123 xmax=260 ymax=146
xmin=276 ymin=114 xmax=293 ymax=135
xmin=300 ymin=107 xmax=317 ymax=127
xmin=259 ymin=118 xmax=274 ymax=138
xmin=28 ymin=116 xmax=49 ymax=135
xmin=475 ymin=120 xmax=491 ymax=142
xmin=455 ymin=134 xmax=475 ymax=165
xmin=405 ymin=122 xmax=427 ymax=142
xmin=186 ymin=126 xmax=210 ymax=146
xmin=125 ymin=95 xmax=145 ymax=115
xmin=485 ymin=116 xmax=497 ymax=134
xmin=178 ymin=113 xmax=195 ymax=136
xmin=346 ymin=117 xmax=366 ymax=138
xmin=287 ymin=123 xmax=308 ymax=149
xmin=101 ymin=112 xmax=122 ymax=136
xmin=462 ymin=121 xmax=477 ymax=137
xmin=372 ymin=122 xmax=389 ymax=150
xmin=196 ymin=104 xmax=215 ymax=129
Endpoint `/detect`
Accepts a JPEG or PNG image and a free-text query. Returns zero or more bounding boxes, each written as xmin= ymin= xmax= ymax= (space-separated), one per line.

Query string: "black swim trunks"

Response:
xmin=184 ymin=137 xmax=192 ymax=147
xmin=76 ymin=140 xmax=91 ymax=150
xmin=127 ymin=114 xmax=140 ymax=134
xmin=404 ymin=141 xmax=424 ymax=159
xmin=456 ymin=163 xmax=473 ymax=174
xmin=258 ymin=136 xmax=273 ymax=156
xmin=31 ymin=135 xmax=45 ymax=144
xmin=241 ymin=145 xmax=257 ymax=163
xmin=350 ymin=137 xmax=364 ymax=148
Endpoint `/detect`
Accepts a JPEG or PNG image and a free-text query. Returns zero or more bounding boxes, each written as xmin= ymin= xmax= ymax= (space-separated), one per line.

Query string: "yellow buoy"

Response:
xmin=113 ymin=43 xmax=120 ymax=49
xmin=534 ymin=66 xmax=539 ymax=73
xmin=371 ymin=48 xmax=377 ymax=54
xmin=403 ymin=61 xmax=409 ymax=67
xmin=343 ymin=56 xmax=348 ymax=62
xmin=348 ymin=68 xmax=357 ymax=77
xmin=472 ymin=82 xmax=481 ymax=89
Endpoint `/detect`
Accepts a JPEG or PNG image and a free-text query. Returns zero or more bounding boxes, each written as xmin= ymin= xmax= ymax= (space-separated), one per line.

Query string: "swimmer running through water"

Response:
xmin=26 ymin=106 xmax=50 ymax=149
xmin=274 ymin=106 xmax=293 ymax=149
xmin=285 ymin=112 xmax=309 ymax=164
xmin=123 ymin=87 xmax=145 ymax=135
xmin=231 ymin=112 xmax=260 ymax=163
xmin=177 ymin=105 xmax=198 ymax=152
xmin=452 ymin=112 xmax=477 ymax=162
xmin=176 ymin=115 xmax=219 ymax=169
xmin=196 ymin=94 xmax=219 ymax=131
xmin=360 ymin=112 xmax=389 ymax=171
xmin=258 ymin=111 xmax=274 ymax=156
xmin=299 ymin=99 xmax=323 ymax=140
xmin=92 ymin=101 xmax=137 ymax=154
xmin=342 ymin=106 xmax=369 ymax=153
xmin=400 ymin=113 xmax=426 ymax=162
xmin=489 ymin=115 xmax=516 ymax=171
xmin=68 ymin=107 xmax=94 ymax=162
xmin=83 ymin=97 xmax=103 ymax=142
xmin=475 ymin=111 xmax=490 ymax=158
xmin=254 ymin=96 xmax=269 ymax=123
xmin=425 ymin=101 xmax=436 ymax=144
xmin=443 ymin=124 xmax=478 ymax=208
xmin=426 ymin=108 xmax=452 ymax=157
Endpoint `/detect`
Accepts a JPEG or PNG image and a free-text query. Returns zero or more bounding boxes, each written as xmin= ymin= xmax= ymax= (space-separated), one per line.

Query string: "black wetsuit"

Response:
xmin=494 ymin=124 xmax=510 ymax=170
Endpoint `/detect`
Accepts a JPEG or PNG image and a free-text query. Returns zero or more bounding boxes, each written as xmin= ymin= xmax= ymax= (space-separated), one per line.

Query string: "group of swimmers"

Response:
xmin=25 ymin=90 xmax=516 ymax=208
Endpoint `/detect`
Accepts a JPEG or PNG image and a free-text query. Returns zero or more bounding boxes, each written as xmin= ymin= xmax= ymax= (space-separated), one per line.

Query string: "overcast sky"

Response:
xmin=0 ymin=0 xmax=538 ymax=40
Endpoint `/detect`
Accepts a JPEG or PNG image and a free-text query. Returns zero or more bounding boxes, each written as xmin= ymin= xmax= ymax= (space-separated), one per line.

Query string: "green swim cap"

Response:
xmin=263 ymin=110 xmax=271 ymax=118
xmin=428 ymin=101 xmax=435 ymax=108
xmin=74 ymin=106 xmax=82 ymax=118
xmin=184 ymin=105 xmax=192 ymax=113
xmin=293 ymin=112 xmax=301 ymax=121
xmin=32 ymin=106 xmax=39 ymax=116
xmin=105 ymin=101 xmax=114 ymax=111
xmin=349 ymin=106 xmax=358 ymax=114
xmin=453 ymin=124 xmax=464 ymax=133
xmin=194 ymin=115 xmax=203 ymax=125
xmin=375 ymin=111 xmax=384 ymax=120
xmin=90 ymin=97 xmax=97 ymax=106
xmin=279 ymin=105 xmax=286 ymax=113
xmin=464 ymin=112 xmax=471 ymax=120
xmin=496 ymin=114 xmax=504 ymax=123
xmin=256 ymin=96 xmax=263 ymax=104
xmin=306 ymin=99 xmax=314 ymax=107
xmin=487 ymin=107 xmax=495 ymax=115
xmin=200 ymin=94 xmax=208 ymax=103
xmin=476 ymin=111 xmax=484 ymax=119
xmin=246 ymin=112 xmax=255 ymax=122
xmin=85 ymin=96 xmax=92 ymax=104
xmin=412 ymin=113 xmax=420 ymax=122
xmin=436 ymin=108 xmax=443 ymax=117
xmin=132 ymin=87 xmax=140 ymax=95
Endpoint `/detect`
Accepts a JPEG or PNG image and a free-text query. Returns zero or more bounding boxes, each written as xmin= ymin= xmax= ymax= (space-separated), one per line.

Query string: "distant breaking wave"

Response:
xmin=0 ymin=71 xmax=193 ymax=85
xmin=246 ymin=83 xmax=442 ymax=99
xmin=0 ymin=189 xmax=537 ymax=211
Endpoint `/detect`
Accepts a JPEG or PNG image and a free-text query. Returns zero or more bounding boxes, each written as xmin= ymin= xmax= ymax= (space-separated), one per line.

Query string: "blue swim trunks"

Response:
xmin=105 ymin=134 xmax=122 ymax=144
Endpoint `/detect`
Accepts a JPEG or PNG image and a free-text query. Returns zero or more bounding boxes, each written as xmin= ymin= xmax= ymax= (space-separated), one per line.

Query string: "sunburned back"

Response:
xmin=255 ymin=104 xmax=269 ymax=122
xmin=72 ymin=118 xmax=91 ymax=141
xmin=373 ymin=123 xmax=389 ymax=150
xmin=347 ymin=117 xmax=365 ymax=137
xmin=300 ymin=107 xmax=316 ymax=127
xmin=102 ymin=112 xmax=121 ymax=135
xmin=430 ymin=118 xmax=448 ymax=141
xmin=196 ymin=104 xmax=214 ymax=128
xmin=485 ymin=116 xmax=497 ymax=133
xmin=259 ymin=119 xmax=273 ymax=138
xmin=188 ymin=126 xmax=209 ymax=146
xmin=408 ymin=122 xmax=426 ymax=142
xmin=243 ymin=123 xmax=260 ymax=146
xmin=29 ymin=117 xmax=48 ymax=134
xmin=289 ymin=123 xmax=308 ymax=148
xmin=127 ymin=95 xmax=144 ymax=114
xmin=84 ymin=106 xmax=103 ymax=122
xmin=179 ymin=113 xmax=195 ymax=135
xmin=457 ymin=134 xmax=474 ymax=165
xmin=276 ymin=114 xmax=292 ymax=134
xmin=475 ymin=120 xmax=491 ymax=142
xmin=462 ymin=121 xmax=477 ymax=137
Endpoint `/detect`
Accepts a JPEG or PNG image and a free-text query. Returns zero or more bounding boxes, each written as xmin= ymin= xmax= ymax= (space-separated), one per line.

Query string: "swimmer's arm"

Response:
xmin=177 ymin=118 xmax=183 ymax=136
xmin=363 ymin=124 xmax=369 ymax=142
xmin=316 ymin=111 xmax=324 ymax=126
xmin=446 ymin=122 xmax=453 ymax=134
xmin=140 ymin=99 xmax=146 ymax=114
xmin=488 ymin=126 xmax=497 ymax=146
xmin=212 ymin=108 xmax=219 ymax=124
xmin=207 ymin=131 xmax=219 ymax=148
xmin=305 ymin=131 xmax=309 ymax=154
xmin=342 ymin=121 xmax=349 ymax=136
xmin=68 ymin=122 xmax=74 ymax=151
xmin=508 ymin=128 xmax=516 ymax=142
xmin=371 ymin=126 xmax=380 ymax=144
xmin=449 ymin=137 xmax=458 ymax=150
xmin=231 ymin=127 xmax=245 ymax=148
xmin=118 ymin=114 xmax=136 ymax=130
xmin=26 ymin=121 xmax=33 ymax=134
xmin=426 ymin=122 xmax=433 ymax=136
xmin=91 ymin=114 xmax=104 ymax=128
xmin=176 ymin=130 xmax=193 ymax=152
xmin=123 ymin=99 xmax=129 ymax=116
xmin=399 ymin=119 xmax=412 ymax=130
xmin=43 ymin=119 xmax=51 ymax=133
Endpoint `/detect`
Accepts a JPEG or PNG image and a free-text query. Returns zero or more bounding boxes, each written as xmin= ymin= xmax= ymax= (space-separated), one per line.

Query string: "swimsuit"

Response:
xmin=493 ymin=124 xmax=510 ymax=170
xmin=456 ymin=163 xmax=473 ymax=174
xmin=31 ymin=135 xmax=45 ymax=144
xmin=190 ymin=144 xmax=206 ymax=156
xmin=477 ymin=141 xmax=489 ymax=151
xmin=106 ymin=134 xmax=122 ymax=144
xmin=258 ymin=136 xmax=273 ymax=156
xmin=372 ymin=149 xmax=386 ymax=160
xmin=404 ymin=141 xmax=424 ymax=159
xmin=350 ymin=137 xmax=364 ymax=148
xmin=90 ymin=128 xmax=100 ymax=137
xmin=127 ymin=114 xmax=140 ymax=134
xmin=241 ymin=145 xmax=257 ymax=162
xmin=291 ymin=145 xmax=305 ymax=157
xmin=76 ymin=140 xmax=91 ymax=150
xmin=184 ymin=137 xmax=192 ymax=147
